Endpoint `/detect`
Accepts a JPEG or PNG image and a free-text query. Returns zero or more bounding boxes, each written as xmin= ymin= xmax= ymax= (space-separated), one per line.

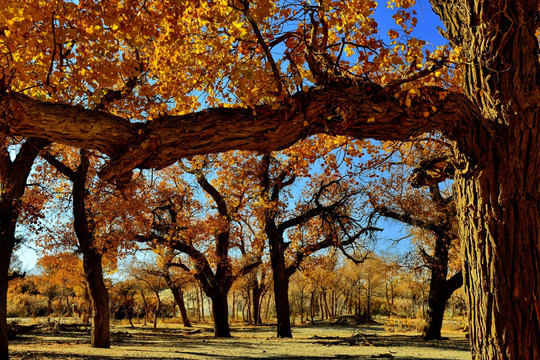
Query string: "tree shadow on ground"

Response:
xmin=10 ymin=352 xmax=466 ymax=360
xmin=365 ymin=334 xmax=470 ymax=352
xmin=10 ymin=324 xmax=470 ymax=360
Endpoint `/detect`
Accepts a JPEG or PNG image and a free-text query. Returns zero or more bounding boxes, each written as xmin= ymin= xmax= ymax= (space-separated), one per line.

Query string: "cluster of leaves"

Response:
xmin=1 ymin=0 xmax=463 ymax=116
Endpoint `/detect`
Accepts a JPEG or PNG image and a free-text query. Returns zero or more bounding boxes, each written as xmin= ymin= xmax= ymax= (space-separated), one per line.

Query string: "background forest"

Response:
xmin=8 ymin=138 xmax=465 ymax=342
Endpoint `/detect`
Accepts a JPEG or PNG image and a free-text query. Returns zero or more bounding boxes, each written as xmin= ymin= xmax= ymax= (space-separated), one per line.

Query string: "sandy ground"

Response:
xmin=9 ymin=319 xmax=471 ymax=360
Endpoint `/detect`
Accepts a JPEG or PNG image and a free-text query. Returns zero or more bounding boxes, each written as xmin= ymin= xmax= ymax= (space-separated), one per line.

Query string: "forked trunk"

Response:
xmin=423 ymin=236 xmax=463 ymax=340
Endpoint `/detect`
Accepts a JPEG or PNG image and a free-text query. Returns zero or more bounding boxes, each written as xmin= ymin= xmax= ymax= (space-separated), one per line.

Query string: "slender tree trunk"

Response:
xmin=322 ymin=291 xmax=330 ymax=319
xmin=166 ymin=276 xmax=191 ymax=328
xmin=252 ymin=280 xmax=263 ymax=325
xmin=231 ymin=291 xmax=236 ymax=321
xmin=269 ymin=239 xmax=292 ymax=338
xmin=153 ymin=292 xmax=161 ymax=332
xmin=171 ymin=287 xmax=191 ymax=327
xmin=82 ymin=250 xmax=110 ymax=348
xmin=246 ymin=290 xmax=252 ymax=325
xmin=310 ymin=291 xmax=316 ymax=323
xmin=0 ymin=245 xmax=11 ymax=360
xmin=386 ymin=283 xmax=390 ymax=317
xmin=299 ymin=291 xmax=304 ymax=324
xmin=264 ymin=293 xmax=271 ymax=320
xmin=71 ymin=152 xmax=109 ymax=348
xmin=199 ymin=286 xmax=205 ymax=322
xmin=66 ymin=296 xmax=72 ymax=317
xmin=196 ymin=287 xmax=201 ymax=322
xmin=139 ymin=289 xmax=148 ymax=326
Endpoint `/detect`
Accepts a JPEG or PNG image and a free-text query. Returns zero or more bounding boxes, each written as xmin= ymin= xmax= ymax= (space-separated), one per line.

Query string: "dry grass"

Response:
xmin=9 ymin=317 xmax=471 ymax=360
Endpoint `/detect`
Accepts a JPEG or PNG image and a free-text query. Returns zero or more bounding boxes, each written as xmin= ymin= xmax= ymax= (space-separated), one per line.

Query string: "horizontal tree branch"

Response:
xmin=1 ymin=83 xmax=479 ymax=183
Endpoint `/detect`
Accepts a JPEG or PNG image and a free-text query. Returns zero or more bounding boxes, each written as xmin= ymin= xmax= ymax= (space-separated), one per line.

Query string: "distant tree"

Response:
xmin=258 ymin=152 xmax=377 ymax=337
xmin=127 ymin=261 xmax=166 ymax=332
xmin=368 ymin=142 xmax=463 ymax=339
xmin=37 ymin=253 xmax=86 ymax=320
xmin=41 ymin=148 xmax=149 ymax=347
xmin=138 ymin=158 xmax=261 ymax=337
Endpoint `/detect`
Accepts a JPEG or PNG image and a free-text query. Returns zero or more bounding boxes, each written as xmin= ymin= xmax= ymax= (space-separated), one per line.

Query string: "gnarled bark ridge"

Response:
xmin=0 ymin=83 xmax=476 ymax=183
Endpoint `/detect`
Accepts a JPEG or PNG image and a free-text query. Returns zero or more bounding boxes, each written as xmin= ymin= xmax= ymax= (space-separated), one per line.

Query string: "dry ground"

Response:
xmin=9 ymin=317 xmax=471 ymax=360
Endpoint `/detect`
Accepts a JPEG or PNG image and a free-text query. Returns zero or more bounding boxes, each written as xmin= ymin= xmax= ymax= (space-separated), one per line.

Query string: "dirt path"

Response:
xmin=10 ymin=321 xmax=471 ymax=360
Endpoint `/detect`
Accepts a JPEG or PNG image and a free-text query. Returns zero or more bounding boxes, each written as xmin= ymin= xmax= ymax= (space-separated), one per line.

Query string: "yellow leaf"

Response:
xmin=423 ymin=111 xmax=430 ymax=118
xmin=388 ymin=29 xmax=399 ymax=40
xmin=367 ymin=117 xmax=375 ymax=123
xmin=405 ymin=97 xmax=411 ymax=107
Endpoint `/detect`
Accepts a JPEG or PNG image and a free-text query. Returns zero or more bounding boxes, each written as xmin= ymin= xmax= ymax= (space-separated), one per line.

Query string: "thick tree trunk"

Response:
xmin=209 ymin=289 xmax=231 ymax=338
xmin=429 ymin=1 xmax=539 ymax=358
xmin=455 ymin=156 xmax=539 ymax=359
xmin=83 ymin=250 xmax=110 ymax=348
xmin=269 ymin=239 xmax=292 ymax=338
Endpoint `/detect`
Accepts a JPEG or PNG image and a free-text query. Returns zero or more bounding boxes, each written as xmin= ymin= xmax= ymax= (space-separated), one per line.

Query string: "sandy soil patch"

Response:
xmin=10 ymin=319 xmax=471 ymax=360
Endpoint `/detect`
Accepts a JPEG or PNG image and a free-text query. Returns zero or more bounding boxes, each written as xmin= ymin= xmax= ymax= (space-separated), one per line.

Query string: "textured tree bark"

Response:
xmin=209 ymin=289 xmax=232 ymax=338
xmin=268 ymin=238 xmax=293 ymax=338
xmin=429 ymin=0 xmax=540 ymax=358
xmin=82 ymin=250 xmax=110 ymax=348
xmin=0 ymin=85 xmax=474 ymax=184
xmin=168 ymin=283 xmax=191 ymax=327
xmin=455 ymin=154 xmax=539 ymax=359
